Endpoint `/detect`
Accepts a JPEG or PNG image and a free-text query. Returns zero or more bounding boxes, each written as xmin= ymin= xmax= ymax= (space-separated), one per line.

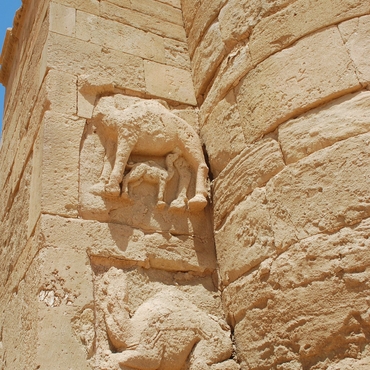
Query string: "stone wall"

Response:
xmin=0 ymin=0 xmax=370 ymax=369
xmin=0 ymin=1 xmax=237 ymax=369
xmin=182 ymin=0 xmax=370 ymax=369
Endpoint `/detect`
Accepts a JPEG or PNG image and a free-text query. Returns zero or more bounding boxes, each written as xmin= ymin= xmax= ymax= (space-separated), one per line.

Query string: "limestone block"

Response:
xmin=250 ymin=0 xmax=370 ymax=65
xmin=76 ymin=11 xmax=166 ymax=63
xmin=131 ymin=0 xmax=183 ymax=25
xmin=200 ymin=44 xmax=253 ymax=123
xmin=0 ymin=78 xmax=47 ymax=224
xmin=1 ymin=261 xmax=39 ymax=369
xmin=192 ymin=22 xmax=226 ymax=97
xmin=41 ymin=112 xmax=85 ymax=217
xmin=164 ymin=38 xmax=192 ymax=70
xmin=266 ymin=132 xmax=370 ymax=250
xmin=236 ymin=27 xmax=360 ymax=143
xmin=51 ymin=0 xmax=99 ymax=15
xmin=28 ymin=127 xmax=43 ymax=238
xmin=187 ymin=0 xmax=227 ymax=57
xmin=47 ymin=32 xmax=146 ymax=93
xmin=100 ymin=1 xmax=186 ymax=41
xmin=223 ymin=219 xmax=370 ymax=369
xmin=45 ymin=69 xmax=77 ymax=115
xmin=213 ymin=138 xmax=285 ymax=229
xmin=36 ymin=246 xmax=94 ymax=369
xmin=200 ymin=90 xmax=246 ymax=177
xmin=0 ymin=158 xmax=32 ymax=288
xmin=181 ymin=0 xmax=201 ymax=34
xmin=144 ymin=61 xmax=197 ymax=104
xmin=215 ymin=188 xmax=276 ymax=286
xmin=218 ymin=0 xmax=261 ymax=48
xmin=279 ymin=91 xmax=370 ymax=164
xmin=40 ymin=213 xmax=216 ymax=274
xmin=339 ymin=15 xmax=370 ymax=85
xmin=49 ymin=2 xmax=75 ymax=37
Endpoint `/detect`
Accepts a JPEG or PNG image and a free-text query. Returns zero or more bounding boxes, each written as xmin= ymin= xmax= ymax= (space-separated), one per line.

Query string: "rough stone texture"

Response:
xmin=267 ymin=133 xmax=370 ymax=250
xmin=249 ymin=0 xmax=370 ymax=65
xmin=200 ymin=90 xmax=246 ymax=177
xmin=339 ymin=15 xmax=370 ymax=85
xmin=223 ymin=218 xmax=370 ymax=369
xmin=236 ymin=26 xmax=361 ymax=143
xmin=279 ymin=91 xmax=370 ymax=164
xmin=2 ymin=0 xmax=370 ymax=369
xmin=213 ymin=138 xmax=285 ymax=229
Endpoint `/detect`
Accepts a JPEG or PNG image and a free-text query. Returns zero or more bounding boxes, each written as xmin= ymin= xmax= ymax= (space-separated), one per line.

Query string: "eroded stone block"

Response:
xmin=236 ymin=27 xmax=360 ymax=143
xmin=76 ymin=11 xmax=166 ymax=63
xmin=41 ymin=112 xmax=85 ymax=217
xmin=223 ymin=219 xmax=370 ymax=369
xmin=47 ymin=32 xmax=146 ymax=93
xmin=192 ymin=22 xmax=226 ymax=97
xmin=213 ymin=138 xmax=285 ymax=229
xmin=200 ymin=90 xmax=246 ymax=177
xmin=250 ymin=0 xmax=370 ymax=65
xmin=279 ymin=91 xmax=370 ymax=164
xmin=339 ymin=15 xmax=370 ymax=85
xmin=144 ymin=61 xmax=197 ymax=105
xmin=266 ymin=132 xmax=370 ymax=249
xmin=49 ymin=2 xmax=76 ymax=37
xmin=215 ymin=187 xmax=276 ymax=286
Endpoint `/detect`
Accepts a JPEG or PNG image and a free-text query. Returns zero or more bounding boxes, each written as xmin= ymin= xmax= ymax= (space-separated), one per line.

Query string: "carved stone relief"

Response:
xmin=79 ymin=95 xmax=211 ymax=233
xmin=93 ymin=266 xmax=240 ymax=370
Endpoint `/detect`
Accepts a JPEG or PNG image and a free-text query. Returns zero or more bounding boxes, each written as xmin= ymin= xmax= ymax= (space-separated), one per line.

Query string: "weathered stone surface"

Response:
xmin=131 ymin=0 xmax=183 ymax=25
xmin=41 ymin=112 xmax=85 ymax=217
xmin=164 ymin=38 xmax=192 ymax=70
xmin=40 ymin=214 xmax=216 ymax=274
xmin=219 ymin=0 xmax=261 ymax=48
xmin=100 ymin=1 xmax=186 ymax=41
xmin=250 ymin=0 xmax=370 ymax=65
xmin=215 ymin=187 xmax=276 ymax=286
xmin=192 ymin=22 xmax=226 ymax=97
xmin=181 ymin=0 xmax=201 ymax=34
xmin=3 ymin=0 xmax=370 ymax=368
xmin=200 ymin=44 xmax=253 ymax=123
xmin=236 ymin=27 xmax=360 ymax=143
xmin=187 ymin=0 xmax=227 ymax=57
xmin=49 ymin=2 xmax=76 ymax=37
xmin=200 ymin=90 xmax=246 ymax=177
xmin=76 ymin=11 xmax=166 ymax=63
xmin=266 ymin=133 xmax=370 ymax=249
xmin=339 ymin=15 xmax=370 ymax=85
xmin=0 ymin=158 xmax=32 ymax=288
xmin=51 ymin=0 xmax=100 ymax=15
xmin=45 ymin=69 xmax=77 ymax=115
xmin=279 ymin=91 xmax=370 ymax=164
xmin=144 ymin=61 xmax=197 ymax=104
xmin=213 ymin=138 xmax=285 ymax=229
xmin=47 ymin=32 xmax=146 ymax=93
xmin=36 ymin=246 xmax=94 ymax=369
xmin=223 ymin=218 xmax=370 ymax=369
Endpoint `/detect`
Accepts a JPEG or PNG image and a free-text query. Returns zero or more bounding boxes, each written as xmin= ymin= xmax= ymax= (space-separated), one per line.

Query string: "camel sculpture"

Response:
xmin=101 ymin=268 xmax=240 ymax=370
xmin=121 ymin=151 xmax=180 ymax=209
xmin=90 ymin=96 xmax=209 ymax=212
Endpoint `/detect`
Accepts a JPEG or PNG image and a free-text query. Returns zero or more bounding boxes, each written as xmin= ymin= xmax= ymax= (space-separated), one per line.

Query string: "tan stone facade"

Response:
xmin=1 ymin=1 xmax=370 ymax=369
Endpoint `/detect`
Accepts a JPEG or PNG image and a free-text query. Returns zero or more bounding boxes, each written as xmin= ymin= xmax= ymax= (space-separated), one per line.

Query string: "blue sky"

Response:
xmin=0 ymin=1 xmax=22 ymax=135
